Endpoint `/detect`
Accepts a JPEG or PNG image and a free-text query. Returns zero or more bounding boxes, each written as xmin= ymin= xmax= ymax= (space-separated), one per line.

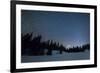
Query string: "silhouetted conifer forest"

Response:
xmin=21 ymin=33 xmax=90 ymax=56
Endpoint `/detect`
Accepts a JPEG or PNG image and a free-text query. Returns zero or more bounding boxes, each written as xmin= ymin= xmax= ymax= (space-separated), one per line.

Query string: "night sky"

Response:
xmin=21 ymin=10 xmax=90 ymax=48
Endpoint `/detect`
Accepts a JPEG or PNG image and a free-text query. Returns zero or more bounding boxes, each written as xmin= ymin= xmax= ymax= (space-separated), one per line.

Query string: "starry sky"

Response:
xmin=21 ymin=10 xmax=90 ymax=48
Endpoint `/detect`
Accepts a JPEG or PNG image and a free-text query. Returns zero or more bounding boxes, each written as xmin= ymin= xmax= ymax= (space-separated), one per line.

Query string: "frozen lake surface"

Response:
xmin=21 ymin=50 xmax=90 ymax=63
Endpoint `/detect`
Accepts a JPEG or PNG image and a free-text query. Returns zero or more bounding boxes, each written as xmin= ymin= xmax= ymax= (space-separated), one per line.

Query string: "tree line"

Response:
xmin=21 ymin=33 xmax=90 ymax=56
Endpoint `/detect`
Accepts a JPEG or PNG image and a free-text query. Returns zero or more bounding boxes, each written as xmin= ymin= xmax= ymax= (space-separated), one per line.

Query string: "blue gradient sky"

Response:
xmin=21 ymin=10 xmax=90 ymax=48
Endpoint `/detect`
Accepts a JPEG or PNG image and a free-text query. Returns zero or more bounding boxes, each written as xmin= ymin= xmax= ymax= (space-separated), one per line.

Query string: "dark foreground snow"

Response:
xmin=21 ymin=50 xmax=90 ymax=63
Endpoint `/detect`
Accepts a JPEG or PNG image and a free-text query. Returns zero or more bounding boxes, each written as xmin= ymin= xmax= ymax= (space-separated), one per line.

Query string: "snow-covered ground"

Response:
xmin=21 ymin=50 xmax=90 ymax=63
